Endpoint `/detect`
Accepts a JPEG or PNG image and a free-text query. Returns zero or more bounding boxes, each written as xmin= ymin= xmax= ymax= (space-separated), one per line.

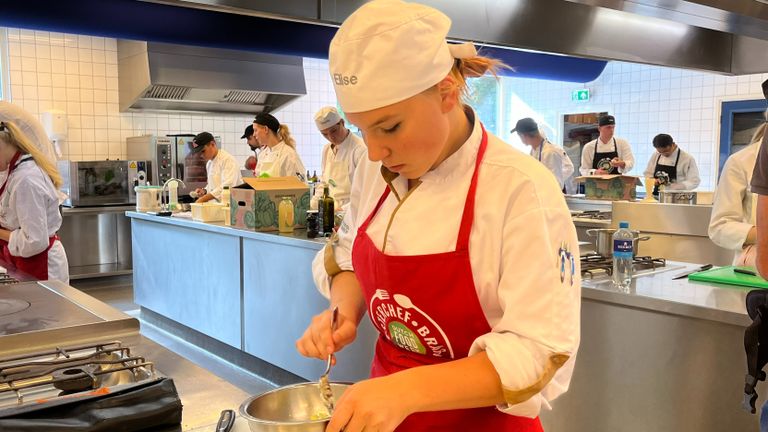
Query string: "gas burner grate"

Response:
xmin=0 ymin=274 xmax=19 ymax=285
xmin=579 ymin=254 xmax=666 ymax=279
xmin=0 ymin=341 xmax=155 ymax=406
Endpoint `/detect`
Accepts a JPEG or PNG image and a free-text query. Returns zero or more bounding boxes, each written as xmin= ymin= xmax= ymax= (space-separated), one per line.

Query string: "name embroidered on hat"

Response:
xmin=333 ymin=73 xmax=358 ymax=86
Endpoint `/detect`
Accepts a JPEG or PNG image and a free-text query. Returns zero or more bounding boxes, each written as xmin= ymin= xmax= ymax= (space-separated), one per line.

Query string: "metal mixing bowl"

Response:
xmin=239 ymin=382 xmax=350 ymax=431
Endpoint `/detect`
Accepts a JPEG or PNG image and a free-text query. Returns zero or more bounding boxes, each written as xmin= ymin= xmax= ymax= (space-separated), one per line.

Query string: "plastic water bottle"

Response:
xmin=612 ymin=221 xmax=634 ymax=290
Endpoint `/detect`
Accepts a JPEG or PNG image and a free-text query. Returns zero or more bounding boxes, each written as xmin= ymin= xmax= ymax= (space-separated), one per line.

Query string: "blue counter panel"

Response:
xmin=132 ymin=218 xmax=242 ymax=348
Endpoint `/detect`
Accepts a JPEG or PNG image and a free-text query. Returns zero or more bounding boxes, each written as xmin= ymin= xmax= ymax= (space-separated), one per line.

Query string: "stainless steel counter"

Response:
xmin=582 ymin=261 xmax=750 ymax=326
xmin=60 ymin=205 xmax=135 ymax=279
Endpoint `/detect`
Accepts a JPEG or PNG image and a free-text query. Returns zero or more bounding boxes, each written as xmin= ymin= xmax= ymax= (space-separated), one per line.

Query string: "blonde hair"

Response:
xmin=0 ymin=121 xmax=62 ymax=188
xmin=277 ymin=124 xmax=296 ymax=149
xmin=447 ymin=54 xmax=510 ymax=101
xmin=753 ymin=121 xmax=767 ymax=145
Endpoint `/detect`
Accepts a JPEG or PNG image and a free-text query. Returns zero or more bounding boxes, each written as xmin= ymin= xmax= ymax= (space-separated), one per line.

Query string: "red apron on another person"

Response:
xmin=0 ymin=151 xmax=58 ymax=280
xmin=351 ymin=127 xmax=543 ymax=431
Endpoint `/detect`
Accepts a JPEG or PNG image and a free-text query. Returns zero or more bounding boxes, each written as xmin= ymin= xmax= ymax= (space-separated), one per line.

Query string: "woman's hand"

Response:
xmin=296 ymin=306 xmax=359 ymax=363
xmin=326 ymin=375 xmax=414 ymax=432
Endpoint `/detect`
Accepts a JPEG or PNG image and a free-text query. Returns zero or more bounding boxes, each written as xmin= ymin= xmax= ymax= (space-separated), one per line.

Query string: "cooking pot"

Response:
xmin=658 ymin=190 xmax=697 ymax=205
xmin=239 ymin=382 xmax=350 ymax=431
xmin=586 ymin=228 xmax=651 ymax=257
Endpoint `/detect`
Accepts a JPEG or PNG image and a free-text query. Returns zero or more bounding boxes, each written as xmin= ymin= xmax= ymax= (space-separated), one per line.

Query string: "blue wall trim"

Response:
xmin=718 ymin=99 xmax=768 ymax=178
xmin=0 ymin=0 xmax=607 ymax=83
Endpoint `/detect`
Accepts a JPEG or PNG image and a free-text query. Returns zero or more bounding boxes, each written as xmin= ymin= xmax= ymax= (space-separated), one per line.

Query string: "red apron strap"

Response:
xmin=358 ymin=186 xmax=391 ymax=232
xmin=455 ymin=125 xmax=489 ymax=252
xmin=0 ymin=151 xmax=22 ymax=199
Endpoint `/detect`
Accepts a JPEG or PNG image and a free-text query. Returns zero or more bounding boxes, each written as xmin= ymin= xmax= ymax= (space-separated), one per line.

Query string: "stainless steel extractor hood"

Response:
xmin=117 ymin=40 xmax=306 ymax=114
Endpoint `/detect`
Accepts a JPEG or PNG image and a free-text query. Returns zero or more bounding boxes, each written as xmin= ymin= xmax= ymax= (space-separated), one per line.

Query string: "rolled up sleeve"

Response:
xmin=469 ymin=205 xmax=581 ymax=418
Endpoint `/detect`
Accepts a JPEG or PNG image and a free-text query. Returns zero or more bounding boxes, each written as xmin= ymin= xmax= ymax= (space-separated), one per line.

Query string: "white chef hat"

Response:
xmin=329 ymin=0 xmax=477 ymax=114
xmin=0 ymin=101 xmax=57 ymax=165
xmin=314 ymin=106 xmax=343 ymax=131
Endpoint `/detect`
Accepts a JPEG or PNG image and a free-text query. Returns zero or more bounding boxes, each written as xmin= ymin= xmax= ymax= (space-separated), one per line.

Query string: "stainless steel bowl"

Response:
xmin=239 ymin=382 xmax=350 ymax=431
xmin=586 ymin=228 xmax=651 ymax=257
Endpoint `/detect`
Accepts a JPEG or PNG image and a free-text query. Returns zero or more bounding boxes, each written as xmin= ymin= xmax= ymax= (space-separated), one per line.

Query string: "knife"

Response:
xmin=672 ymin=264 xmax=713 ymax=280
xmin=215 ymin=409 xmax=235 ymax=432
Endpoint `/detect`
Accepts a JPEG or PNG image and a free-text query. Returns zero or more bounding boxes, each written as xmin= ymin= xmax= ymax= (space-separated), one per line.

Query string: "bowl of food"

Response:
xmin=239 ymin=382 xmax=350 ymax=431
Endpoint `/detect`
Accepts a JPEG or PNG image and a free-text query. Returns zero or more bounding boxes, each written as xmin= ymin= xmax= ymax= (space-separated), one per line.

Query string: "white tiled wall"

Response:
xmin=499 ymin=62 xmax=768 ymax=190
xmin=5 ymin=27 xmax=768 ymax=190
xmin=5 ymin=28 xmax=338 ymax=174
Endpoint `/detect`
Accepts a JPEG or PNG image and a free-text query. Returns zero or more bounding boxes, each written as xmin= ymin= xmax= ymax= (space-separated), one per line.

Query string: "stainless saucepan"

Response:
xmin=658 ymin=190 xmax=697 ymax=205
xmin=239 ymin=382 xmax=351 ymax=431
xmin=586 ymin=228 xmax=651 ymax=257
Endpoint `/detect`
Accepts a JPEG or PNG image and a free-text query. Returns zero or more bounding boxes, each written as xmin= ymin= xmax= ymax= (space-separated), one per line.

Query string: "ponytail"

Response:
xmin=277 ymin=124 xmax=296 ymax=149
xmin=0 ymin=121 xmax=62 ymax=188
xmin=448 ymin=54 xmax=511 ymax=102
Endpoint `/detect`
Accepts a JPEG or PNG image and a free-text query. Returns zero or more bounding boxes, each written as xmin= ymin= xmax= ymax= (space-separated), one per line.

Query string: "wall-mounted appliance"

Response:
xmin=57 ymin=160 xmax=151 ymax=208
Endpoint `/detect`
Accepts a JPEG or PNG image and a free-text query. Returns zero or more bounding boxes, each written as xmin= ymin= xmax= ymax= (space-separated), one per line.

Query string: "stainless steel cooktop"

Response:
xmin=0 ymin=281 xmax=139 ymax=357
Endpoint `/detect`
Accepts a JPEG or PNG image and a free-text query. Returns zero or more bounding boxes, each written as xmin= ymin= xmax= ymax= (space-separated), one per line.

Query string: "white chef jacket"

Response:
xmin=642 ymin=148 xmax=701 ymax=190
xmin=530 ymin=140 xmax=574 ymax=190
xmin=312 ymin=109 xmax=581 ymax=418
xmin=255 ymin=141 xmax=307 ymax=179
xmin=0 ymin=155 xmax=68 ymax=283
xmin=205 ymin=149 xmax=242 ymax=201
xmin=319 ymin=131 xmax=367 ymax=209
xmin=709 ymin=140 xmax=761 ymax=261
xmin=579 ymin=136 xmax=635 ymax=175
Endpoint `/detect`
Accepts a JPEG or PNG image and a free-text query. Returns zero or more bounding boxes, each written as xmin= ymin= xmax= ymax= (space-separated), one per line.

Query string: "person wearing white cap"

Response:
xmin=0 ymin=102 xmax=69 ymax=283
xmin=314 ymin=106 xmax=367 ymax=210
xmin=296 ymin=1 xmax=580 ymax=431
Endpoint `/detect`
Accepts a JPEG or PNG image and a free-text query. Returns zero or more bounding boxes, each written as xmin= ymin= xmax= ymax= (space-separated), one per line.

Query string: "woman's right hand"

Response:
xmin=296 ymin=306 xmax=359 ymax=363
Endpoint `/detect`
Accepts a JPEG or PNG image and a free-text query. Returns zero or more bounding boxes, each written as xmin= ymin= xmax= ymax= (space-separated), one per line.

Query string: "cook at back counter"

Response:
xmin=642 ymin=133 xmax=700 ymax=194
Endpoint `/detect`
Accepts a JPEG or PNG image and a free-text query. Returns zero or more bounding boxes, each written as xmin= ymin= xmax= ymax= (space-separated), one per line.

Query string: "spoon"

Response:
xmin=319 ymin=306 xmax=339 ymax=414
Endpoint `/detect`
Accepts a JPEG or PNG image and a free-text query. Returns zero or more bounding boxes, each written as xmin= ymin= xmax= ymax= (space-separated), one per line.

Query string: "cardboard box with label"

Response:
xmin=575 ymin=175 xmax=642 ymax=201
xmin=231 ymin=177 xmax=310 ymax=231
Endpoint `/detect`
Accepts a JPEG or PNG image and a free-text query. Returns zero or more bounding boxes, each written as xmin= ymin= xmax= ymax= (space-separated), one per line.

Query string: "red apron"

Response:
xmin=0 ymin=151 xmax=58 ymax=280
xmin=351 ymin=127 xmax=543 ymax=431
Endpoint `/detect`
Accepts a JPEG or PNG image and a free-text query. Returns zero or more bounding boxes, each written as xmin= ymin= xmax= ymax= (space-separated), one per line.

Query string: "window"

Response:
xmin=466 ymin=76 xmax=500 ymax=135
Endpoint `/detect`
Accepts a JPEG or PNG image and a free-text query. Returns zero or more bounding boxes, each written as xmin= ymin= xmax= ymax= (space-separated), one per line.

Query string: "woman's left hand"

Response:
xmin=326 ymin=375 xmax=414 ymax=432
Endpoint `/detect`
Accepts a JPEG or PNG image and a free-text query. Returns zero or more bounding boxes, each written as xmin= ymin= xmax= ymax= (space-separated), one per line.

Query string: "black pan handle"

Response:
xmin=215 ymin=409 xmax=235 ymax=432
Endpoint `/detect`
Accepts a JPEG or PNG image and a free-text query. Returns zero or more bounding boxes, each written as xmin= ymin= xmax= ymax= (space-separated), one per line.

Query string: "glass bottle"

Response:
xmin=278 ymin=196 xmax=295 ymax=233
xmin=318 ymin=185 xmax=334 ymax=236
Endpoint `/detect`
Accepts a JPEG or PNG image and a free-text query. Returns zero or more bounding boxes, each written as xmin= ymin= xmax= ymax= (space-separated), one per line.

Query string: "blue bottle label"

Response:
xmin=613 ymin=239 xmax=633 ymax=258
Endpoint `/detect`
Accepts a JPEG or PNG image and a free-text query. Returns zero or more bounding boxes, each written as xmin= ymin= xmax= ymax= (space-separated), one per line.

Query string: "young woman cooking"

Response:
xmin=252 ymin=112 xmax=307 ymax=178
xmin=0 ymin=103 xmax=68 ymax=282
xmin=296 ymin=1 xmax=581 ymax=431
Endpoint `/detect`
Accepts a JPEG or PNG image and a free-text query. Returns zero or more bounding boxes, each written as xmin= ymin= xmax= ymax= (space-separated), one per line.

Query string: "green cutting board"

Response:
xmin=687 ymin=266 xmax=768 ymax=289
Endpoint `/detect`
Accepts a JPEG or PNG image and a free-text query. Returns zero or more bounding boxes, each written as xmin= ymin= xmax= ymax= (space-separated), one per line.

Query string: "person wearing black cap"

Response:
xmin=190 ymin=131 xmax=242 ymax=203
xmin=242 ymin=124 xmax=261 ymax=172
xmin=252 ymin=113 xmax=306 ymax=178
xmin=579 ymin=114 xmax=635 ymax=176
xmin=512 ymin=117 xmax=574 ymax=191
xmin=642 ymin=133 xmax=700 ymax=195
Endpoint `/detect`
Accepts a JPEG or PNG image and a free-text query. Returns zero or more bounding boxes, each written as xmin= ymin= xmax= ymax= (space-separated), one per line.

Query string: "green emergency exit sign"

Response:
xmin=572 ymin=89 xmax=590 ymax=101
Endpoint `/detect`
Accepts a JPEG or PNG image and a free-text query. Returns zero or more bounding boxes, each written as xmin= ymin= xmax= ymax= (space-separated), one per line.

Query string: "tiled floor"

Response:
xmin=72 ymin=275 xmax=275 ymax=397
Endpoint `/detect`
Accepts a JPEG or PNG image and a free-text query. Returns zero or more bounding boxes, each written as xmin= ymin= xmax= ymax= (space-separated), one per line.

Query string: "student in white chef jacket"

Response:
xmin=642 ymin=133 xmax=700 ymax=194
xmin=253 ymin=113 xmax=306 ymax=179
xmin=314 ymin=106 xmax=367 ymax=210
xmin=295 ymin=2 xmax=580 ymax=431
xmin=191 ymin=132 xmax=242 ymax=203
xmin=0 ymin=109 xmax=68 ymax=283
xmin=512 ymin=117 xmax=574 ymax=191
xmin=709 ymin=123 xmax=766 ymax=265
xmin=579 ymin=114 xmax=635 ymax=175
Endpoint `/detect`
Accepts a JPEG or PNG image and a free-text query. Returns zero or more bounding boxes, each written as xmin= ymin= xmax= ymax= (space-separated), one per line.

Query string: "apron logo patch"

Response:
xmin=369 ymin=290 xmax=454 ymax=358
xmin=558 ymin=243 xmax=576 ymax=286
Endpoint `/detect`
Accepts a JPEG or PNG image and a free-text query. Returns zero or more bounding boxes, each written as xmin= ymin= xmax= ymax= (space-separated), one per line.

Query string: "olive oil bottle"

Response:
xmin=318 ymin=185 xmax=334 ymax=236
